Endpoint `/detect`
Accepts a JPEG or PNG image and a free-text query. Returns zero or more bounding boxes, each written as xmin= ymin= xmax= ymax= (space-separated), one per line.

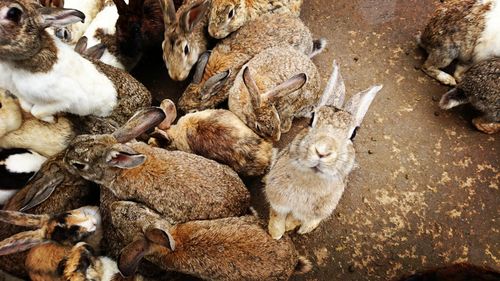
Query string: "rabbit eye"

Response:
xmin=184 ymin=45 xmax=190 ymax=55
xmin=71 ymin=162 xmax=88 ymax=171
xmin=6 ymin=7 xmax=22 ymax=23
xmin=228 ymin=9 xmax=234 ymax=19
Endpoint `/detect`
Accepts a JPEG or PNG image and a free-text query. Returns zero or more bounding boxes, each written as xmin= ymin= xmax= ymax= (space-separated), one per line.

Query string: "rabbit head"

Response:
xmin=0 ymin=206 xmax=101 ymax=256
xmin=241 ymin=66 xmax=307 ymax=142
xmin=0 ymin=89 xmax=22 ymax=137
xmin=114 ymin=0 xmax=146 ymax=57
xmin=64 ymin=107 xmax=166 ymax=184
xmin=0 ymin=0 xmax=84 ymax=60
xmin=208 ymin=0 xmax=246 ymax=39
xmin=289 ymin=61 xmax=382 ymax=175
xmin=179 ymin=51 xmax=232 ymax=112
xmin=159 ymin=0 xmax=210 ymax=81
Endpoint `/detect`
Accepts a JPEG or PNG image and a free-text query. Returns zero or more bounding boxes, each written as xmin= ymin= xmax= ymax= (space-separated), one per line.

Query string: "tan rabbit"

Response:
xmin=179 ymin=13 xmax=326 ymax=113
xmin=111 ymin=201 xmax=311 ymax=281
xmin=419 ymin=0 xmax=500 ymax=86
xmin=208 ymin=0 xmax=303 ymax=39
xmin=148 ymin=99 xmax=273 ymax=177
xmin=439 ymin=57 xmax=500 ymax=134
xmin=228 ymin=45 xmax=327 ymax=142
xmin=0 ymin=206 xmax=102 ymax=281
xmin=159 ymin=0 xmax=212 ymax=81
xmin=265 ymin=62 xmax=383 ymax=239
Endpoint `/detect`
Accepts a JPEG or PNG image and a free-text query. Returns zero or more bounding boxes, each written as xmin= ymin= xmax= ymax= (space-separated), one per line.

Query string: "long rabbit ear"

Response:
xmin=242 ymin=67 xmax=262 ymax=110
xmin=113 ymin=0 xmax=129 ymax=14
xmin=343 ymin=85 xmax=383 ymax=138
xmin=319 ymin=60 xmax=345 ymax=108
xmin=158 ymin=99 xmax=177 ymax=130
xmin=159 ymin=0 xmax=177 ymax=25
xmin=38 ymin=8 xmax=85 ymax=29
xmin=263 ymin=73 xmax=307 ymax=103
xmin=181 ymin=0 xmax=209 ymax=32
xmin=113 ymin=107 xmax=167 ymax=143
xmin=144 ymin=227 xmax=176 ymax=251
xmin=0 ymin=229 xmax=47 ymax=256
xmin=0 ymin=210 xmax=50 ymax=227
xmin=106 ymin=144 xmax=146 ymax=169
xmin=118 ymin=237 xmax=149 ymax=277
xmin=193 ymin=51 xmax=211 ymax=84
xmin=201 ymin=69 xmax=231 ymax=99
xmin=74 ymin=36 xmax=88 ymax=55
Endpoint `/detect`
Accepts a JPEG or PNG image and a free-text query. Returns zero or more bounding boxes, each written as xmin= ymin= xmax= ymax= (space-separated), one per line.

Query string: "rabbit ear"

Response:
xmin=343 ymin=85 xmax=383 ymax=137
xmin=129 ymin=0 xmax=145 ymax=12
xmin=201 ymin=70 xmax=231 ymax=100
xmin=263 ymin=73 xmax=307 ymax=103
xmin=74 ymin=36 xmax=88 ymax=55
xmin=19 ymin=175 xmax=63 ymax=212
xmin=242 ymin=67 xmax=262 ymax=109
xmin=159 ymin=0 xmax=177 ymax=25
xmin=158 ymin=99 xmax=177 ymax=130
xmin=181 ymin=0 xmax=209 ymax=32
xmin=193 ymin=51 xmax=211 ymax=84
xmin=0 ymin=229 xmax=47 ymax=256
xmin=106 ymin=145 xmax=146 ymax=169
xmin=118 ymin=237 xmax=149 ymax=277
xmin=38 ymin=7 xmax=85 ymax=29
xmin=144 ymin=227 xmax=176 ymax=251
xmin=0 ymin=210 xmax=50 ymax=227
xmin=113 ymin=107 xmax=167 ymax=143
xmin=319 ymin=60 xmax=345 ymax=108
xmin=113 ymin=0 xmax=129 ymax=13
xmin=84 ymin=43 xmax=107 ymax=60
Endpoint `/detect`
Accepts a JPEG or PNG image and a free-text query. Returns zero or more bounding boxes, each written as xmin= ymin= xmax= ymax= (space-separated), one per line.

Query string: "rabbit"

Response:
xmin=114 ymin=0 xmax=166 ymax=60
xmin=208 ymin=0 xmax=302 ymax=39
xmin=265 ymin=61 xmax=383 ymax=239
xmin=0 ymin=89 xmax=75 ymax=157
xmin=58 ymin=242 xmax=145 ymax=281
xmin=418 ymin=0 xmax=500 ymax=86
xmin=110 ymin=200 xmax=312 ymax=281
xmin=46 ymin=0 xmax=106 ymax=45
xmin=439 ymin=57 xmax=500 ymax=134
xmin=148 ymin=99 xmax=273 ymax=177
xmin=63 ymin=107 xmax=250 ymax=224
xmin=0 ymin=1 xmax=152 ymax=123
xmin=159 ymin=0 xmax=212 ymax=81
xmin=0 ymin=206 xmax=102 ymax=281
xmin=227 ymin=45 xmax=324 ymax=142
xmin=178 ymin=13 xmax=326 ymax=113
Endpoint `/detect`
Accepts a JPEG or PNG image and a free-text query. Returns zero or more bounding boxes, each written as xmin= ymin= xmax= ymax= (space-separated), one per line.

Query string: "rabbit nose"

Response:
xmin=315 ymin=146 xmax=331 ymax=158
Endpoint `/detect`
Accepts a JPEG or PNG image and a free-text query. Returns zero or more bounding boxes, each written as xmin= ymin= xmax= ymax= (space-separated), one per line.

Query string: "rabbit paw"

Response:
xmin=19 ymin=99 xmax=33 ymax=112
xmin=40 ymin=115 xmax=56 ymax=123
xmin=285 ymin=214 xmax=301 ymax=232
xmin=297 ymin=219 xmax=322 ymax=235
xmin=472 ymin=118 xmax=500 ymax=134
xmin=436 ymin=72 xmax=457 ymax=86
xmin=268 ymin=209 xmax=286 ymax=240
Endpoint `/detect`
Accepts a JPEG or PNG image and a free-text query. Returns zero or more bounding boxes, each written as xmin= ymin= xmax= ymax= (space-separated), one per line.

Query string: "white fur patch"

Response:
xmin=474 ymin=0 xmax=500 ymax=61
xmin=0 ymin=189 xmax=17 ymax=205
xmin=98 ymin=257 xmax=120 ymax=281
xmin=5 ymin=36 xmax=117 ymax=119
xmin=439 ymin=98 xmax=463 ymax=110
xmin=83 ymin=2 xmax=126 ymax=70
xmin=5 ymin=151 xmax=46 ymax=173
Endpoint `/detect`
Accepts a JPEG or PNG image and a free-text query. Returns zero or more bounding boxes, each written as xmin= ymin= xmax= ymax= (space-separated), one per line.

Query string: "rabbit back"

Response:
xmin=458 ymin=58 xmax=500 ymax=121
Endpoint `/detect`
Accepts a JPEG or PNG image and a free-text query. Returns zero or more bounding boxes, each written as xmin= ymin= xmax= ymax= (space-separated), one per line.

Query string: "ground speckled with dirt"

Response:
xmin=1 ymin=1 xmax=498 ymax=280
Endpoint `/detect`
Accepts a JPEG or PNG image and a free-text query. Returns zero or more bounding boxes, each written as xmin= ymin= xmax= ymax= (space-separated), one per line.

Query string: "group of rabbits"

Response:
xmin=0 ymin=0 xmax=497 ymax=280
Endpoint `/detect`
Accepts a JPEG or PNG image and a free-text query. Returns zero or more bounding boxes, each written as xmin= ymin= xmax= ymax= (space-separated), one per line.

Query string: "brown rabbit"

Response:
xmin=419 ymin=0 xmax=500 ymax=86
xmin=159 ymin=0 xmax=212 ymax=81
xmin=149 ymin=99 xmax=273 ymax=177
xmin=112 ymin=201 xmax=311 ymax=281
xmin=0 ymin=206 xmax=102 ymax=281
xmin=178 ymin=13 xmax=325 ymax=113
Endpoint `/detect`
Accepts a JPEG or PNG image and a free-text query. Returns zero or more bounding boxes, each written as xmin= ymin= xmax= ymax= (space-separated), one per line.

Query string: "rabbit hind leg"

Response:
xmin=472 ymin=117 xmax=500 ymax=134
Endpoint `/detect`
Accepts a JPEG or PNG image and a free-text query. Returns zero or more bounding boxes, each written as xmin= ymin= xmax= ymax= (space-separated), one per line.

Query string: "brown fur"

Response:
xmin=178 ymin=13 xmax=316 ymax=112
xmin=14 ymin=32 xmax=58 ymax=73
xmin=152 ymin=108 xmax=273 ymax=176
xmin=26 ymin=243 xmax=69 ymax=281
xmin=420 ymin=0 xmax=492 ymax=85
xmin=114 ymin=201 xmax=310 ymax=281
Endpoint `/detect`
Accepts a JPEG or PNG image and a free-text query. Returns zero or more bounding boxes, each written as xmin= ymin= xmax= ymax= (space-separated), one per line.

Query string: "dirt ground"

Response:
xmin=135 ymin=0 xmax=499 ymax=280
xmin=1 ymin=0 xmax=498 ymax=280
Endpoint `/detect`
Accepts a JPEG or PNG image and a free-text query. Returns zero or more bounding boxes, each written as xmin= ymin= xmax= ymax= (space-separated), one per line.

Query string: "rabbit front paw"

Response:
xmin=297 ymin=219 xmax=322 ymax=235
